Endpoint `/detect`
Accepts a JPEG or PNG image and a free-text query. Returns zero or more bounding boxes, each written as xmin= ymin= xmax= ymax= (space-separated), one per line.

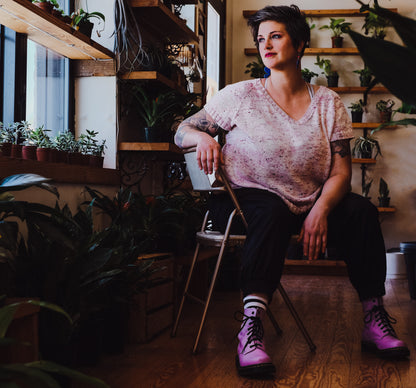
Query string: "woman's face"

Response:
xmin=257 ymin=21 xmax=300 ymax=70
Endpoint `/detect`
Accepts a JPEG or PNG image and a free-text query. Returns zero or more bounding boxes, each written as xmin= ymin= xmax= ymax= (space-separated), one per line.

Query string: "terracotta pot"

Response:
xmin=48 ymin=148 xmax=59 ymax=163
xmin=331 ymin=36 xmax=343 ymax=48
xmin=22 ymin=145 xmax=37 ymax=160
xmin=34 ymin=1 xmax=54 ymax=13
xmin=56 ymin=150 xmax=68 ymax=163
xmin=36 ymin=147 xmax=51 ymax=162
xmin=10 ymin=144 xmax=23 ymax=158
xmin=379 ymin=111 xmax=392 ymax=123
xmin=89 ymin=155 xmax=104 ymax=168
xmin=1 ymin=142 xmax=12 ymax=157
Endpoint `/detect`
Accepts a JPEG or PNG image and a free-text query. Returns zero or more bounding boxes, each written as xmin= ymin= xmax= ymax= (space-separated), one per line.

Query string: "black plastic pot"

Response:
xmin=378 ymin=197 xmax=390 ymax=207
xmin=326 ymin=74 xmax=339 ymax=87
xmin=143 ymin=127 xmax=163 ymax=142
xmin=399 ymin=242 xmax=416 ymax=299
xmin=77 ymin=20 xmax=94 ymax=38
xmin=351 ymin=111 xmax=363 ymax=123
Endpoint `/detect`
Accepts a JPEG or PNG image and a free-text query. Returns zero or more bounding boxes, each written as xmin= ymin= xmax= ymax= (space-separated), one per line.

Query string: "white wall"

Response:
xmin=74 ymin=0 xmax=117 ymax=169
xmin=226 ymin=0 xmax=416 ymax=249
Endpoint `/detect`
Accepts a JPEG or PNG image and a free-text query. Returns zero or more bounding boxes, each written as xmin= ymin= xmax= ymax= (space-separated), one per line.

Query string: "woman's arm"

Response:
xmin=300 ymin=139 xmax=352 ymax=260
xmin=175 ymin=108 xmax=224 ymax=174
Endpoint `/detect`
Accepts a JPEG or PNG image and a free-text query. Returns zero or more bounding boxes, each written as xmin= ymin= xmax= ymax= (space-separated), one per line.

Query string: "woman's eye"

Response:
xmin=272 ymin=34 xmax=282 ymax=39
xmin=257 ymin=37 xmax=265 ymax=43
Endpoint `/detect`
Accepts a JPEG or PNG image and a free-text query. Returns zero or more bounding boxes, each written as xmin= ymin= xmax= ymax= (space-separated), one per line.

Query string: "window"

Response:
xmin=1 ymin=0 xmax=72 ymax=136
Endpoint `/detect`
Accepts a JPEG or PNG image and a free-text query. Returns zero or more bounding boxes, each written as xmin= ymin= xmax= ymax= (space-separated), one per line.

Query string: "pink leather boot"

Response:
xmin=361 ymin=297 xmax=410 ymax=358
xmin=236 ymin=306 xmax=276 ymax=377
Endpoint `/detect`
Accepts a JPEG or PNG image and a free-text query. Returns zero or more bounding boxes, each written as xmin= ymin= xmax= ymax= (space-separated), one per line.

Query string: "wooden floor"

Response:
xmin=83 ymin=275 xmax=416 ymax=388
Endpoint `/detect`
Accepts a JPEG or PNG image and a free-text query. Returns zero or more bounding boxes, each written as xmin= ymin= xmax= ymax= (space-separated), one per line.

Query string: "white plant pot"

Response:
xmin=386 ymin=252 xmax=407 ymax=279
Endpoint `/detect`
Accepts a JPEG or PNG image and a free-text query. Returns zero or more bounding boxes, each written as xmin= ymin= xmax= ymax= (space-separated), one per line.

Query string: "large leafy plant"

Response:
xmin=348 ymin=0 xmax=416 ymax=130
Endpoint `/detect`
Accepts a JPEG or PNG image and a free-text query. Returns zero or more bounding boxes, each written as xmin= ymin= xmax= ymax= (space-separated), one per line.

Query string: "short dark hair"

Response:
xmin=247 ymin=5 xmax=310 ymax=56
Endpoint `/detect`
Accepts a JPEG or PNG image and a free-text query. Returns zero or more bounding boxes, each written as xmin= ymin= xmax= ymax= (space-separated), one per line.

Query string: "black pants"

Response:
xmin=208 ymin=188 xmax=386 ymax=301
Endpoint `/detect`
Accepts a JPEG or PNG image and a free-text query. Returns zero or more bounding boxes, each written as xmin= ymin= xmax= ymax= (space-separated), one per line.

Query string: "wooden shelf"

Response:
xmin=0 ymin=0 xmax=114 ymax=60
xmin=352 ymin=123 xmax=383 ymax=129
xmin=330 ymin=87 xmax=389 ymax=94
xmin=119 ymin=71 xmax=187 ymax=94
xmin=118 ymin=142 xmax=183 ymax=153
xmin=0 ymin=156 xmax=120 ymax=185
xmin=244 ymin=47 xmax=359 ymax=56
xmin=352 ymin=158 xmax=376 ymax=164
xmin=378 ymin=207 xmax=396 ymax=213
xmin=243 ymin=8 xmax=397 ymax=18
xmin=130 ymin=0 xmax=198 ymax=44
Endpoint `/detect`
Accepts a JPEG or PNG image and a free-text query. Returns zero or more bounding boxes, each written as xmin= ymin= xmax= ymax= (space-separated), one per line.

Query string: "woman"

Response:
xmin=175 ymin=5 xmax=409 ymax=378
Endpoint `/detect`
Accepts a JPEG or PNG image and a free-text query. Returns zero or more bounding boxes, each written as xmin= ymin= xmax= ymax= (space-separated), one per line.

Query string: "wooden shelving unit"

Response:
xmin=352 ymin=122 xmax=391 ymax=129
xmin=118 ymin=142 xmax=183 ymax=153
xmin=129 ymin=0 xmax=198 ymax=44
xmin=244 ymin=47 xmax=359 ymax=56
xmin=243 ymin=8 xmax=397 ymax=18
xmin=331 ymin=86 xmax=389 ymax=94
xmin=119 ymin=71 xmax=187 ymax=94
xmin=352 ymin=158 xmax=376 ymax=164
xmin=0 ymin=0 xmax=114 ymax=60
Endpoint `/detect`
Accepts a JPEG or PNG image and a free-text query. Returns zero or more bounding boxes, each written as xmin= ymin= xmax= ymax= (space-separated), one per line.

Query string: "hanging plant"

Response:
xmin=113 ymin=0 xmax=147 ymax=73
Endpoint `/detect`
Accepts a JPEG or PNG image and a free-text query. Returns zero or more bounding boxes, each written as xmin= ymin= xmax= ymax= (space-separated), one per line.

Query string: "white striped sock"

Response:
xmin=243 ymin=295 xmax=268 ymax=311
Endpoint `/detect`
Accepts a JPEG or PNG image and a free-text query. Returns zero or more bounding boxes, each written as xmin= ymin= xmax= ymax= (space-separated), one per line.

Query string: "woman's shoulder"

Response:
xmin=313 ymin=85 xmax=344 ymax=106
xmin=219 ymin=78 xmax=261 ymax=97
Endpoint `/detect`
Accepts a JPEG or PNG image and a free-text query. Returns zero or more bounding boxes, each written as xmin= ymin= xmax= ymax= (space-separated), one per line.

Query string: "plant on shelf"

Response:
xmin=353 ymin=66 xmax=374 ymax=87
xmin=315 ymin=56 xmax=339 ymax=87
xmin=319 ymin=18 xmax=352 ymax=48
xmin=245 ymin=54 xmax=266 ymax=79
xmin=376 ymin=98 xmax=395 ymax=123
xmin=71 ymin=8 xmax=105 ymax=38
xmin=32 ymin=0 xmax=55 ymax=13
xmin=348 ymin=99 xmax=365 ymax=123
xmin=79 ymin=130 xmax=106 ymax=167
xmin=378 ymin=177 xmax=390 ymax=207
xmin=301 ymin=68 xmax=318 ymax=83
xmin=362 ymin=9 xmax=391 ymax=40
xmin=352 ymin=134 xmax=382 ymax=159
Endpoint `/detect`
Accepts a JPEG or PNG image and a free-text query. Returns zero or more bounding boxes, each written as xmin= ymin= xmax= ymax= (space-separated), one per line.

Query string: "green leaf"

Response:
xmin=1 ymin=364 xmax=61 ymax=388
xmin=0 ymin=305 xmax=19 ymax=338
xmin=348 ymin=30 xmax=416 ymax=107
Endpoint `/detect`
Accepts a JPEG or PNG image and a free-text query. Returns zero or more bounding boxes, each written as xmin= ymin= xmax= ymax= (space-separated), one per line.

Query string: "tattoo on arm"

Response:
xmin=184 ymin=109 xmax=222 ymax=135
xmin=331 ymin=139 xmax=350 ymax=158
xmin=175 ymin=128 xmax=186 ymax=147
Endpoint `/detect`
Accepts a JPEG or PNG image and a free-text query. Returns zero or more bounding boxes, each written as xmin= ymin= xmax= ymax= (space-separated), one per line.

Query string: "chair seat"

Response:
xmin=196 ymin=230 xmax=246 ymax=247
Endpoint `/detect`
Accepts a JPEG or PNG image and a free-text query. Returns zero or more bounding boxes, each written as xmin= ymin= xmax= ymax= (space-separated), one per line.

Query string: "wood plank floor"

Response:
xmin=82 ymin=275 xmax=416 ymax=388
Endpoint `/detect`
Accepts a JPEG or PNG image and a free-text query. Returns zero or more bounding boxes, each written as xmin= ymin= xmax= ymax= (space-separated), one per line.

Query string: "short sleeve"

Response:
xmin=204 ymin=84 xmax=242 ymax=131
xmin=330 ymin=94 xmax=353 ymax=142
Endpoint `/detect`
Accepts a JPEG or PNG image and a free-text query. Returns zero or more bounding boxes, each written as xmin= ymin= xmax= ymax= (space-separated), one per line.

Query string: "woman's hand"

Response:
xmin=299 ymin=205 xmax=328 ymax=261
xmin=196 ymin=135 xmax=224 ymax=174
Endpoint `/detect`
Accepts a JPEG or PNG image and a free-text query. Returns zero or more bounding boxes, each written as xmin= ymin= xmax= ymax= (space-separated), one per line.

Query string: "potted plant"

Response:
xmin=362 ymin=10 xmax=391 ymax=40
xmin=78 ymin=129 xmax=106 ymax=167
xmin=132 ymin=85 xmax=181 ymax=142
xmin=376 ymin=99 xmax=395 ymax=123
xmin=1 ymin=122 xmax=15 ymax=157
xmin=28 ymin=125 xmax=52 ymax=162
xmin=71 ymin=8 xmax=105 ymax=38
xmin=53 ymin=130 xmax=73 ymax=163
xmin=348 ymin=99 xmax=365 ymax=123
xmin=315 ymin=56 xmax=339 ymax=87
xmin=319 ymin=18 xmax=352 ymax=48
xmin=301 ymin=68 xmax=318 ymax=83
xmin=9 ymin=121 xmax=29 ymax=159
xmin=378 ymin=177 xmax=390 ymax=207
xmin=352 ymin=134 xmax=382 ymax=159
xmin=245 ymin=54 xmax=266 ymax=79
xmin=20 ymin=122 xmax=39 ymax=160
xmin=353 ymin=66 xmax=374 ymax=87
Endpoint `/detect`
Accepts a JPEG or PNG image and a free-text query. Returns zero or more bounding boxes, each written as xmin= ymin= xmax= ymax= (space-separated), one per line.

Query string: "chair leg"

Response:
xmin=277 ymin=283 xmax=317 ymax=353
xmin=192 ymin=243 xmax=228 ymax=354
xmin=171 ymin=242 xmax=201 ymax=338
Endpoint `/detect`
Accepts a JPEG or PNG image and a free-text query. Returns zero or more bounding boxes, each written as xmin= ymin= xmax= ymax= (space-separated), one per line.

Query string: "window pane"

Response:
xmin=26 ymin=41 xmax=69 ymax=135
xmin=206 ymin=3 xmax=220 ymax=102
xmin=2 ymin=27 xmax=16 ymax=124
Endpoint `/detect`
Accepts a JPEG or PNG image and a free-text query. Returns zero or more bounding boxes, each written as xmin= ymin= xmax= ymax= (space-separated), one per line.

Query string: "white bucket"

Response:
xmin=386 ymin=252 xmax=407 ymax=279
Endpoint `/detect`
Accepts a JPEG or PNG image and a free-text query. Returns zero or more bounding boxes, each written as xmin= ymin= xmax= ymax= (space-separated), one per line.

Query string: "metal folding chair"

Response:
xmin=171 ymin=150 xmax=316 ymax=354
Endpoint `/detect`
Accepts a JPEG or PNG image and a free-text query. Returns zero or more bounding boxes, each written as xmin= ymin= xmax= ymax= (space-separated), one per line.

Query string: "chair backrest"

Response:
xmin=184 ymin=150 xmax=248 ymax=229
xmin=184 ymin=151 xmax=225 ymax=192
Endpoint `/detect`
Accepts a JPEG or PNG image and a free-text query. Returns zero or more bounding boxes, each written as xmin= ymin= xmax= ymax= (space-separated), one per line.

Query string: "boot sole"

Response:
xmin=361 ymin=341 xmax=410 ymax=359
xmin=235 ymin=355 xmax=276 ymax=377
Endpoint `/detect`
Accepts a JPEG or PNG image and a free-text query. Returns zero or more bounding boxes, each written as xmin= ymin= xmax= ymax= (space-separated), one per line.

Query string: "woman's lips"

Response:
xmin=265 ymin=53 xmax=276 ymax=57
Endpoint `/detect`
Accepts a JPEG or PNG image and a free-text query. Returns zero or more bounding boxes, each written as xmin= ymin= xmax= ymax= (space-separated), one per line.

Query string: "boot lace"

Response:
xmin=364 ymin=305 xmax=398 ymax=338
xmin=235 ymin=310 xmax=265 ymax=354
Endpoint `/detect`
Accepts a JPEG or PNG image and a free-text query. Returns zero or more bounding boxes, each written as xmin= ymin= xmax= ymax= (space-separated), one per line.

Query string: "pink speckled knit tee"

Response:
xmin=204 ymin=78 xmax=353 ymax=214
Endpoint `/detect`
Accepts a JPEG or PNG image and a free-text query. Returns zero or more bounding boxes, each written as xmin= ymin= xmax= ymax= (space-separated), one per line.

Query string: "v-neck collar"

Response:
xmin=256 ymin=78 xmax=320 ymax=124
